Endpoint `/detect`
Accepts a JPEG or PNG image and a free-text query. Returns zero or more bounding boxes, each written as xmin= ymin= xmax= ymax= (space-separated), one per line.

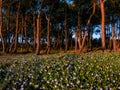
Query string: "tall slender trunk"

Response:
xmin=108 ymin=24 xmax=111 ymax=49
xmin=117 ymin=19 xmax=120 ymax=48
xmin=80 ymin=31 xmax=88 ymax=52
xmin=46 ymin=16 xmax=51 ymax=54
xmin=20 ymin=16 xmax=23 ymax=52
xmin=75 ymin=35 xmax=78 ymax=53
xmin=118 ymin=19 xmax=120 ymax=48
xmin=64 ymin=9 xmax=68 ymax=52
xmin=24 ymin=13 xmax=27 ymax=45
xmin=36 ymin=12 xmax=41 ymax=55
xmin=79 ymin=2 xmax=96 ymax=53
xmin=87 ymin=26 xmax=92 ymax=51
xmin=78 ymin=11 xmax=82 ymax=52
xmin=100 ymin=0 xmax=106 ymax=51
xmin=13 ymin=7 xmax=19 ymax=53
xmin=0 ymin=0 xmax=5 ymax=53
xmin=33 ymin=12 xmax=36 ymax=49
xmin=9 ymin=2 xmax=20 ymax=53
xmin=24 ymin=13 xmax=28 ymax=52
xmin=112 ymin=24 xmax=117 ymax=51
xmin=63 ymin=0 xmax=68 ymax=52
xmin=6 ymin=8 xmax=10 ymax=53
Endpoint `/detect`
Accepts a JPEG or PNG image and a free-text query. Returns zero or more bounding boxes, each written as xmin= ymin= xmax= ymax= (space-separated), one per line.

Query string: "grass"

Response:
xmin=0 ymin=52 xmax=120 ymax=89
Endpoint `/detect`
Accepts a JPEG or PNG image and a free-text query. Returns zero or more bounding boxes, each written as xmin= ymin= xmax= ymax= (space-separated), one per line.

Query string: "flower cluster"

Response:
xmin=0 ymin=52 xmax=120 ymax=89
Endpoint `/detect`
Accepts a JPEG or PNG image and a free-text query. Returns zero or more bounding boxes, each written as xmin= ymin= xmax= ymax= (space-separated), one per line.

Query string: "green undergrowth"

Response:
xmin=0 ymin=52 xmax=120 ymax=89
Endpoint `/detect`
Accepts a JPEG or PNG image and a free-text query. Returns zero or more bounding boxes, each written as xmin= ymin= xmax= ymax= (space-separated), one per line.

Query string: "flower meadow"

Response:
xmin=0 ymin=52 xmax=120 ymax=90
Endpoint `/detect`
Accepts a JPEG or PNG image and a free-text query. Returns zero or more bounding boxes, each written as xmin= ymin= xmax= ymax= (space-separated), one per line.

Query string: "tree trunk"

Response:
xmin=6 ymin=8 xmax=10 ymax=53
xmin=74 ymin=30 xmax=81 ymax=53
xmin=79 ymin=2 xmax=96 ymax=53
xmin=87 ymin=28 xmax=91 ymax=51
xmin=75 ymin=35 xmax=78 ymax=53
xmin=20 ymin=15 xmax=24 ymax=52
xmin=63 ymin=0 xmax=68 ymax=53
xmin=13 ymin=7 xmax=19 ymax=53
xmin=33 ymin=12 xmax=36 ymax=49
xmin=36 ymin=12 xmax=41 ymax=55
xmin=77 ymin=11 xmax=82 ymax=52
xmin=9 ymin=2 xmax=20 ymax=53
xmin=118 ymin=32 xmax=120 ymax=48
xmin=100 ymin=0 xmax=106 ymax=51
xmin=46 ymin=16 xmax=51 ymax=54
xmin=116 ymin=19 xmax=120 ymax=48
xmin=80 ymin=31 xmax=88 ymax=52
xmin=112 ymin=25 xmax=117 ymax=51
xmin=0 ymin=0 xmax=5 ymax=53
xmin=89 ymin=26 xmax=93 ymax=51
xmin=64 ymin=11 xmax=68 ymax=53
xmin=24 ymin=13 xmax=28 ymax=52
xmin=34 ymin=29 xmax=36 ymax=49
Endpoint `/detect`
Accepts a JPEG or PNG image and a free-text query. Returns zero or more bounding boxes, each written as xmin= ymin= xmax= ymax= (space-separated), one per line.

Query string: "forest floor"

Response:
xmin=0 ymin=47 xmax=119 ymax=62
xmin=0 ymin=51 xmax=120 ymax=89
xmin=0 ymin=49 xmax=119 ymax=66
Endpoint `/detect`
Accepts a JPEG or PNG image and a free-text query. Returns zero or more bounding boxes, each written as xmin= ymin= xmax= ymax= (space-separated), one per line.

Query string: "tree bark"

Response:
xmin=77 ymin=11 xmax=82 ymax=52
xmin=112 ymin=25 xmax=117 ymax=51
xmin=36 ymin=12 xmax=41 ymax=55
xmin=79 ymin=2 xmax=96 ymax=53
xmin=63 ymin=0 xmax=68 ymax=53
xmin=0 ymin=0 xmax=5 ymax=53
xmin=20 ymin=15 xmax=24 ymax=52
xmin=74 ymin=30 xmax=81 ymax=53
xmin=33 ymin=12 xmax=36 ymax=49
xmin=100 ymin=0 xmax=106 ymax=51
xmin=80 ymin=31 xmax=88 ymax=52
xmin=9 ymin=2 xmax=20 ymax=53
xmin=118 ymin=32 xmax=120 ymax=48
xmin=46 ymin=16 xmax=51 ymax=54
xmin=75 ymin=34 xmax=78 ymax=53
xmin=13 ymin=3 xmax=20 ymax=53
xmin=6 ymin=8 xmax=10 ymax=53
xmin=64 ymin=11 xmax=68 ymax=53
xmin=24 ymin=13 xmax=27 ymax=46
xmin=24 ymin=13 xmax=29 ymax=52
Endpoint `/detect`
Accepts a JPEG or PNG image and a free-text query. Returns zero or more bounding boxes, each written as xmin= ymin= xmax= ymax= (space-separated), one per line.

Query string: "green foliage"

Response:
xmin=0 ymin=52 xmax=120 ymax=89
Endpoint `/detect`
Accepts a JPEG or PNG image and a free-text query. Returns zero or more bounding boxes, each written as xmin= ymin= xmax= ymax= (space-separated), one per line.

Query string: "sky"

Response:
xmin=66 ymin=0 xmax=73 ymax=4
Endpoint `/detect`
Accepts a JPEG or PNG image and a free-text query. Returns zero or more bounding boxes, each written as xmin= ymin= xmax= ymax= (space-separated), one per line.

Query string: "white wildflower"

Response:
xmin=34 ymin=85 xmax=39 ymax=88
xmin=77 ymin=80 xmax=80 ymax=84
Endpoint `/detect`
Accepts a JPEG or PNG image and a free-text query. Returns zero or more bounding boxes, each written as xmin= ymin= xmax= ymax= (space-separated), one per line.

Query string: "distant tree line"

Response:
xmin=0 ymin=0 xmax=120 ymax=54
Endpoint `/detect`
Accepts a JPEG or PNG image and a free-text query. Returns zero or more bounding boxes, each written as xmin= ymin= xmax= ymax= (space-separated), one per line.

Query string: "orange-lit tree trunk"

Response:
xmin=9 ymin=2 xmax=20 ymax=53
xmin=79 ymin=2 xmax=96 ymax=53
xmin=0 ymin=0 xmax=5 ymax=53
xmin=118 ymin=20 xmax=120 ymax=48
xmin=36 ymin=12 xmax=41 ymax=55
xmin=74 ymin=14 xmax=81 ymax=52
xmin=35 ymin=0 xmax=44 ymax=55
xmin=119 ymin=32 xmax=120 ymax=48
xmin=13 ymin=3 xmax=20 ymax=53
xmin=100 ymin=0 xmax=106 ymax=51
